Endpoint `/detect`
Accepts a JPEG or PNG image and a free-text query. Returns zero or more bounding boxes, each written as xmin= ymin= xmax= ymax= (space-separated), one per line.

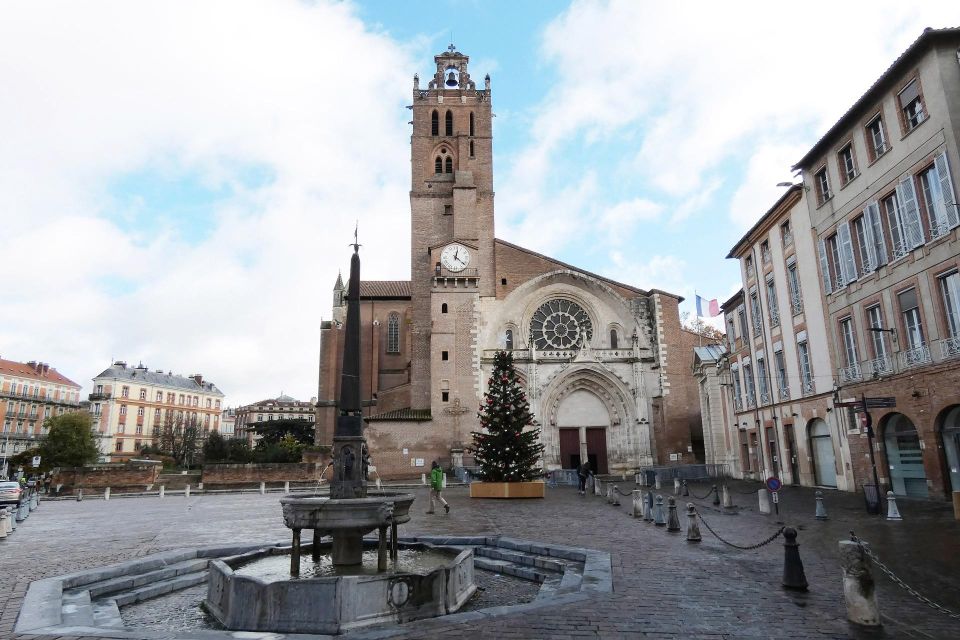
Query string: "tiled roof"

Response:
xmin=793 ymin=27 xmax=960 ymax=169
xmin=365 ymin=408 xmax=432 ymax=422
xmin=238 ymin=397 xmax=314 ymax=410
xmin=358 ymin=281 xmax=412 ymax=299
xmin=92 ymin=364 xmax=224 ymax=396
xmin=0 ymin=358 xmax=80 ymax=388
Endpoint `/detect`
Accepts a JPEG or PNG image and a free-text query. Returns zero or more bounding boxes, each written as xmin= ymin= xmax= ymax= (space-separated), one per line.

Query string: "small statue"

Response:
xmin=341 ymin=446 xmax=355 ymax=480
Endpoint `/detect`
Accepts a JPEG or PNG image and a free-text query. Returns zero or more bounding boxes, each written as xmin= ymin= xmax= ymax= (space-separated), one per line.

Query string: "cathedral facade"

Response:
xmin=317 ymin=48 xmax=701 ymax=478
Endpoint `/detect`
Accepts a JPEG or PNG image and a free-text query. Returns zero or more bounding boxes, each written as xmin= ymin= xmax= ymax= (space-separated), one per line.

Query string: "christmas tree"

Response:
xmin=470 ymin=351 xmax=545 ymax=482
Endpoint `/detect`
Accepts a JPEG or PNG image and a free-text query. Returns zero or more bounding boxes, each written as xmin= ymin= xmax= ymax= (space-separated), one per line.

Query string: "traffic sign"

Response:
xmin=865 ymin=397 xmax=897 ymax=408
xmin=771 ymin=491 xmax=779 ymax=504
xmin=31 ymin=456 xmax=41 ymax=468
xmin=766 ymin=476 xmax=782 ymax=492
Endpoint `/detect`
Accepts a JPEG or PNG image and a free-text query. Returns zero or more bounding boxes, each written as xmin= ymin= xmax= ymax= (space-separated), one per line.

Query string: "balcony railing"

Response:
xmin=899 ymin=344 xmax=932 ymax=369
xmin=867 ymin=355 xmax=894 ymax=376
xmin=929 ymin=221 xmax=951 ymax=241
xmin=778 ymin=386 xmax=791 ymax=401
xmin=782 ymin=230 xmax=794 ymax=247
xmin=733 ymin=397 xmax=743 ymax=412
xmin=838 ymin=363 xmax=862 ymax=383
xmin=791 ymin=293 xmax=803 ymax=315
xmin=769 ymin=309 xmax=780 ymax=328
xmin=88 ymin=392 xmax=112 ymax=401
xmin=745 ymin=395 xmax=756 ymax=409
xmin=940 ymin=336 xmax=960 ymax=360
xmin=801 ymin=378 xmax=815 ymax=395
xmin=759 ymin=390 xmax=771 ymax=405
xmin=752 ymin=318 xmax=762 ymax=337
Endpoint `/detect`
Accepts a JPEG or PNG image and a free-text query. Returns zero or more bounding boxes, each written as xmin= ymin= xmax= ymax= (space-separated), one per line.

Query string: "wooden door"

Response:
xmin=559 ymin=428 xmax=580 ymax=470
xmin=586 ymin=428 xmax=608 ymax=474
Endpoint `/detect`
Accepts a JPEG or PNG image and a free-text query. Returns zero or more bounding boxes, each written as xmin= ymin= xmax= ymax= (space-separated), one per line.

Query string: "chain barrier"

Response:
xmin=850 ymin=532 xmax=960 ymax=620
xmin=686 ymin=484 xmax=715 ymax=500
xmin=695 ymin=509 xmax=784 ymax=550
xmin=613 ymin=486 xmax=635 ymax=497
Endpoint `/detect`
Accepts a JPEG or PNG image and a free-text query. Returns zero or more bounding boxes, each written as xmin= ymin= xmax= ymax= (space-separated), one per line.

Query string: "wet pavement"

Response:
xmin=2 ymin=479 xmax=959 ymax=639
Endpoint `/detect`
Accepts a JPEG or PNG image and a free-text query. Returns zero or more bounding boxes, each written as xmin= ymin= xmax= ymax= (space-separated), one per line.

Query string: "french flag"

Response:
xmin=696 ymin=295 xmax=721 ymax=318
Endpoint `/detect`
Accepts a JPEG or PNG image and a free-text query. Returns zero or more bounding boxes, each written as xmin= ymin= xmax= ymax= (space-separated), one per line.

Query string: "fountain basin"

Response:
xmin=280 ymin=491 xmax=415 ymax=532
xmin=204 ymin=541 xmax=475 ymax=634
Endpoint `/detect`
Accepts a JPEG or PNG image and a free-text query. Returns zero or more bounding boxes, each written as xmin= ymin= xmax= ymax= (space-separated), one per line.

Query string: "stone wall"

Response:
xmin=200 ymin=462 xmax=329 ymax=487
xmin=53 ymin=463 xmax=162 ymax=494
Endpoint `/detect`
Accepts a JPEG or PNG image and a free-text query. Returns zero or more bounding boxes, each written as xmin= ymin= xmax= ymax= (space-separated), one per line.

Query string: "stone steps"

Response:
xmin=83 ymin=558 xmax=209 ymax=599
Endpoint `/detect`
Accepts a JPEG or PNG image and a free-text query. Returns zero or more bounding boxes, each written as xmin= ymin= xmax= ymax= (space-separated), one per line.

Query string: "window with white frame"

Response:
xmin=756 ymin=356 xmax=770 ymax=404
xmin=815 ymin=167 xmax=832 ymax=205
xmin=867 ymin=306 xmax=889 ymax=361
xmin=737 ymin=305 xmax=748 ymax=339
xmin=939 ymin=270 xmax=960 ymax=340
xmin=787 ymin=261 xmax=802 ymax=313
xmin=731 ymin=366 xmax=743 ymax=408
xmin=774 ymin=349 xmax=788 ymax=398
xmin=898 ymin=79 xmax=925 ymax=131
xmin=866 ymin=114 xmax=887 ymax=161
xmin=797 ymin=341 xmax=813 ymax=393
xmin=883 ymin=179 xmax=925 ymax=260
xmin=749 ymin=291 xmax=762 ymax=336
xmin=840 ymin=317 xmax=859 ymax=367
xmin=838 ymin=143 xmax=858 ymax=184
xmin=765 ymin=278 xmax=779 ymax=327
xmin=898 ymin=288 xmax=925 ymax=350
xmin=742 ymin=362 xmax=756 ymax=406
xmin=919 ymin=153 xmax=959 ymax=239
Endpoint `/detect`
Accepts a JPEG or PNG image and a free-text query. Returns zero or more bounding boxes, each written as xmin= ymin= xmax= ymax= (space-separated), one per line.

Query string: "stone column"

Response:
xmin=758 ymin=489 xmax=771 ymax=514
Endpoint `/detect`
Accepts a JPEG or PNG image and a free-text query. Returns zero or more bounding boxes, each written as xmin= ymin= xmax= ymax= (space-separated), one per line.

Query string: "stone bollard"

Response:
xmin=259 ymin=481 xmax=266 ymax=495
xmin=421 ymin=473 xmax=427 ymax=485
xmin=654 ymin=473 xmax=662 ymax=490
xmin=758 ymin=489 xmax=771 ymax=514
xmin=781 ymin=527 xmax=808 ymax=591
xmin=839 ymin=540 xmax=881 ymax=626
xmin=637 ymin=472 xmax=645 ymax=487
xmin=815 ymin=491 xmax=828 ymax=520
xmin=712 ymin=484 xmax=721 ymax=506
xmin=594 ymin=477 xmax=603 ymax=497
xmin=442 ymin=473 xmax=447 ymax=489
xmin=644 ymin=490 xmax=654 ymax=522
xmin=721 ymin=484 xmax=733 ymax=508
xmin=666 ymin=497 xmax=681 ymax=532
xmin=0 ymin=509 xmax=8 ymax=539
xmin=632 ymin=490 xmax=644 ymax=518
xmin=284 ymin=481 xmax=290 ymax=493
xmin=159 ymin=485 xmax=165 ymax=498
xmin=673 ymin=477 xmax=681 ymax=496
xmin=376 ymin=477 xmax=382 ymax=490
xmin=611 ymin=485 xmax=621 ymax=506
xmin=654 ymin=495 xmax=666 ymax=526
xmin=198 ymin=482 xmax=204 ymax=491
xmin=77 ymin=488 xmax=83 ymax=502
xmin=185 ymin=485 xmax=191 ymax=498
xmin=31 ymin=492 xmax=39 ymax=510
xmin=9 ymin=507 xmax=16 ymax=531
xmin=885 ymin=491 xmax=902 ymax=521
xmin=104 ymin=487 xmax=111 ymax=501
xmin=682 ymin=480 xmax=689 ymax=497
xmin=686 ymin=503 xmax=701 ymax=542
xmin=17 ymin=502 xmax=28 ymax=522
xmin=606 ymin=485 xmax=613 ymax=504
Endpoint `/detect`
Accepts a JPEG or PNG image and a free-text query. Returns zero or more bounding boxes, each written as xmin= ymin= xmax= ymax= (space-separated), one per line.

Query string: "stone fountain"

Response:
xmin=204 ymin=239 xmax=475 ymax=634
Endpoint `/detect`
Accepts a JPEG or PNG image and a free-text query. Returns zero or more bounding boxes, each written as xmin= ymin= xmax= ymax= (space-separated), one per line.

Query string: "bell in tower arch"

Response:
xmin=446 ymin=70 xmax=458 ymax=87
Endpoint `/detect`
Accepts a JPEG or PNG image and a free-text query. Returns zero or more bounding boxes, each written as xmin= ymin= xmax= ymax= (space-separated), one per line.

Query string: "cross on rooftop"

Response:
xmin=447 ymin=43 xmax=456 ymax=53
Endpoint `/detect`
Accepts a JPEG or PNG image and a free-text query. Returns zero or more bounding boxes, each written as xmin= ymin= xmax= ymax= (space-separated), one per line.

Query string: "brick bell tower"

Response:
xmin=409 ymin=45 xmax=494 ymax=428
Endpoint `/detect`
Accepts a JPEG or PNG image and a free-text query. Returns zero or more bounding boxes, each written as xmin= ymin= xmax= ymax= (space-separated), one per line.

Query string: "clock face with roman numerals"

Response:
xmin=440 ymin=243 xmax=471 ymax=272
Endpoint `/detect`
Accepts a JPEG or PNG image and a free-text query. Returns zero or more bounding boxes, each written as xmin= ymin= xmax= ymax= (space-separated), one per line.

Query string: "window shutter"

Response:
xmin=897 ymin=176 xmax=925 ymax=249
xmin=861 ymin=208 xmax=878 ymax=272
xmin=934 ymin=152 xmax=959 ymax=229
xmin=865 ymin=202 xmax=887 ymax=265
xmin=817 ymin=238 xmax=832 ymax=294
xmin=837 ymin=222 xmax=857 ymax=284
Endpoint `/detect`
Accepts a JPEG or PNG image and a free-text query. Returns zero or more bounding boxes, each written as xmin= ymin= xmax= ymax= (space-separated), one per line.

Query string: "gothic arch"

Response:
xmin=540 ymin=367 xmax=636 ymax=431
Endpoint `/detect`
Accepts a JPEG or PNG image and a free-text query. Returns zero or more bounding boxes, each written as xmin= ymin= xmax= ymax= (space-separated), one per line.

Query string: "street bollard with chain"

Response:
xmin=682 ymin=480 xmax=689 ymax=497
xmin=667 ymin=496 xmax=681 ymax=532
xmin=611 ymin=485 xmax=621 ymax=507
xmin=722 ymin=483 xmax=733 ymax=508
xmin=644 ymin=490 xmax=654 ymax=522
xmin=654 ymin=495 xmax=666 ymax=526
xmin=674 ymin=477 xmax=681 ymax=496
xmin=0 ymin=508 xmax=7 ymax=539
xmin=781 ymin=527 xmax=808 ymax=591
xmin=886 ymin=491 xmax=902 ymax=521
xmin=712 ymin=484 xmax=721 ymax=506
xmin=632 ymin=489 xmax=643 ymax=518
xmin=654 ymin=473 xmax=661 ymax=490
xmin=686 ymin=503 xmax=701 ymax=542
xmin=839 ymin=539 xmax=881 ymax=626
xmin=815 ymin=490 xmax=828 ymax=520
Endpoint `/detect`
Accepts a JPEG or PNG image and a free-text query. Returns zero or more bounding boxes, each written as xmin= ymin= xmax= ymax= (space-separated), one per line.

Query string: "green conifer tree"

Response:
xmin=470 ymin=351 xmax=545 ymax=481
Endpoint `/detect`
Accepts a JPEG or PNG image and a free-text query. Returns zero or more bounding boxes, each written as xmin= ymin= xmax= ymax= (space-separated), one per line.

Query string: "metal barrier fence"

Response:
xmin=637 ymin=464 xmax=730 ymax=485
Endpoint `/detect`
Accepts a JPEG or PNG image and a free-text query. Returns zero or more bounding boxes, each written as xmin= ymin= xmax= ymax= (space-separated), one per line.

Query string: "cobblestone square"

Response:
xmin=3 ymin=481 xmax=959 ymax=639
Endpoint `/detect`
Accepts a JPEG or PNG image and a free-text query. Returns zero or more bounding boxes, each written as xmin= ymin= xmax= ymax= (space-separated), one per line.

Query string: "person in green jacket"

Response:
xmin=426 ymin=461 xmax=449 ymax=514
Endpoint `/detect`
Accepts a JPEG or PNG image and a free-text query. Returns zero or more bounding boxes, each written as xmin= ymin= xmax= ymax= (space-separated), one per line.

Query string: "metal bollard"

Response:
xmin=632 ymin=490 xmax=643 ymax=518
xmin=654 ymin=495 xmax=666 ymax=526
xmin=654 ymin=473 xmax=662 ymax=490
xmin=839 ymin=540 xmax=881 ymax=626
xmin=666 ymin=496 xmax=681 ymax=532
xmin=644 ymin=490 xmax=654 ymax=522
xmin=104 ymin=487 xmax=111 ymax=501
xmin=9 ymin=507 xmax=16 ymax=531
xmin=611 ymin=485 xmax=621 ymax=507
xmin=722 ymin=484 xmax=733 ymax=509
xmin=815 ymin=490 xmax=828 ymax=520
xmin=781 ymin=527 xmax=808 ymax=591
xmin=885 ymin=491 xmax=902 ymax=521
xmin=673 ymin=477 xmax=681 ymax=496
xmin=758 ymin=489 xmax=771 ymax=514
xmin=0 ymin=508 xmax=8 ymax=539
xmin=682 ymin=480 xmax=689 ymax=497
xmin=17 ymin=502 xmax=28 ymax=522
xmin=686 ymin=503 xmax=701 ymax=542
xmin=712 ymin=484 xmax=721 ymax=506
xmin=159 ymin=485 xmax=165 ymax=498
xmin=185 ymin=485 xmax=191 ymax=498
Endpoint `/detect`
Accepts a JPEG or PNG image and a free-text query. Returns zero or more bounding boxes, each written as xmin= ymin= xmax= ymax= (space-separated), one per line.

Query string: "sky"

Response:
xmin=1 ymin=0 xmax=957 ymax=407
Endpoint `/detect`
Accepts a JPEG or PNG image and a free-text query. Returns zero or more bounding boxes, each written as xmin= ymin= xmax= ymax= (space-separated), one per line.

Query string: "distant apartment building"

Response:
xmin=234 ymin=394 xmax=317 ymax=446
xmin=89 ymin=361 xmax=225 ymax=461
xmin=716 ymin=187 xmax=854 ymax=490
xmin=0 ymin=358 xmax=82 ymax=462
xmin=793 ymin=27 xmax=960 ymax=499
xmin=220 ymin=407 xmax=236 ymax=438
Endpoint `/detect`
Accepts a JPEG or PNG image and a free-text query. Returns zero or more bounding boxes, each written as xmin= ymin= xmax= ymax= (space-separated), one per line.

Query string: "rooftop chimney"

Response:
xmin=192 ymin=374 xmax=204 ymax=386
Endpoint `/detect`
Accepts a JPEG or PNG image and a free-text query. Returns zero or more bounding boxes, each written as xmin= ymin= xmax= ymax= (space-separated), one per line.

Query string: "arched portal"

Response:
xmin=808 ymin=418 xmax=837 ymax=487
xmin=938 ymin=405 xmax=960 ymax=492
xmin=882 ymin=413 xmax=928 ymax=497
xmin=556 ymin=389 xmax=610 ymax=474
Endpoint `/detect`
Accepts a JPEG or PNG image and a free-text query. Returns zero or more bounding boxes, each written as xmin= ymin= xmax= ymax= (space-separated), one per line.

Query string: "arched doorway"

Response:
xmin=808 ymin=419 xmax=837 ymax=487
xmin=556 ymin=389 xmax=609 ymax=474
xmin=883 ymin=413 xmax=928 ymax=497
xmin=939 ymin=405 xmax=960 ymax=493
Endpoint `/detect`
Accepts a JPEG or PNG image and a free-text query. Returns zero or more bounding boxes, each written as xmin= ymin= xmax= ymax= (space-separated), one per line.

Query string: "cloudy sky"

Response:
xmin=1 ymin=0 xmax=956 ymax=406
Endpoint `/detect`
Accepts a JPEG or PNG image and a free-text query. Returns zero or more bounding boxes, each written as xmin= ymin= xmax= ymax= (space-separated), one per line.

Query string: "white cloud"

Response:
xmin=0 ymin=0 xmax=416 ymax=405
xmin=729 ymin=143 xmax=809 ymax=230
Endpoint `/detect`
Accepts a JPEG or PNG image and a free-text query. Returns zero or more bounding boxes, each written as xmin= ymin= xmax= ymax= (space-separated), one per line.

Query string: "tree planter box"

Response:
xmin=469 ymin=481 xmax=545 ymax=499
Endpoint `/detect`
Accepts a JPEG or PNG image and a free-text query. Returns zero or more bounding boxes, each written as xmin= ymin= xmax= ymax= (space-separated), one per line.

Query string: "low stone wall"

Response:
xmin=201 ymin=462 xmax=330 ymax=488
xmin=53 ymin=463 xmax=162 ymax=495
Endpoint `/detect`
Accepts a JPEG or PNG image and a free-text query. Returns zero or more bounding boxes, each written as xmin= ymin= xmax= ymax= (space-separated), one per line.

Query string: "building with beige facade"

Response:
xmin=234 ymin=394 xmax=317 ymax=446
xmin=1 ymin=358 xmax=82 ymax=472
xmin=793 ymin=27 xmax=960 ymax=499
xmin=317 ymin=46 xmax=703 ymax=479
xmin=89 ymin=361 xmax=224 ymax=461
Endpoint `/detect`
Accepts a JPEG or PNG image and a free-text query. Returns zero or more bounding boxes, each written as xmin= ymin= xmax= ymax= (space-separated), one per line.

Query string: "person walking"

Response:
xmin=426 ymin=461 xmax=449 ymax=514
xmin=577 ymin=461 xmax=592 ymax=495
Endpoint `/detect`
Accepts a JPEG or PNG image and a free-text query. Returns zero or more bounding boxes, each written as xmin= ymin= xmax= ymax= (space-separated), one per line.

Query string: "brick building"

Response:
xmin=89 ymin=361 xmax=224 ymax=461
xmin=794 ymin=27 xmax=960 ymax=499
xmin=317 ymin=46 xmax=702 ymax=478
xmin=0 ymin=358 xmax=82 ymax=470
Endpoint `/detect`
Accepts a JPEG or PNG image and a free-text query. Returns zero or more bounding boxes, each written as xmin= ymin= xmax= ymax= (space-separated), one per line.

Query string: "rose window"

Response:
xmin=529 ymin=299 xmax=593 ymax=350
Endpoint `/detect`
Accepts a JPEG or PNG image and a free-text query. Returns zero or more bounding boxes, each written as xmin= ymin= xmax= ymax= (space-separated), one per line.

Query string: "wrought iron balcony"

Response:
xmin=88 ymin=392 xmax=112 ymax=401
xmin=838 ymin=363 xmax=862 ymax=383
xmin=782 ymin=230 xmax=794 ymax=247
xmin=733 ymin=397 xmax=743 ymax=412
xmin=801 ymin=378 xmax=815 ymax=395
xmin=868 ymin=355 xmax=894 ymax=376
xmin=759 ymin=390 xmax=771 ymax=405
xmin=790 ymin=293 xmax=803 ymax=315
xmin=899 ymin=344 xmax=932 ymax=369
xmin=745 ymin=395 xmax=757 ymax=409
xmin=778 ymin=386 xmax=791 ymax=401
xmin=752 ymin=318 xmax=763 ymax=337
xmin=769 ymin=310 xmax=780 ymax=328
xmin=940 ymin=336 xmax=960 ymax=360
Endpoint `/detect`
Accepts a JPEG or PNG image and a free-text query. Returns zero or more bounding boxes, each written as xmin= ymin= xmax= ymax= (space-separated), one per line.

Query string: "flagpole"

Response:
xmin=695 ymin=289 xmax=702 ymax=347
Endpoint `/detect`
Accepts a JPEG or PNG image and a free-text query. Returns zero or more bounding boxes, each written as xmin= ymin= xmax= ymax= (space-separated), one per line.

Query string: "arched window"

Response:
xmin=431 ymin=110 xmax=438 ymax=136
xmin=441 ymin=303 xmax=448 ymax=314
xmin=435 ymin=156 xmax=443 ymax=174
xmin=469 ymin=140 xmax=474 ymax=157
xmin=387 ymin=313 xmax=400 ymax=353
xmin=505 ymin=329 xmax=514 ymax=350
xmin=445 ymin=156 xmax=453 ymax=173
xmin=610 ymin=329 xmax=618 ymax=349
xmin=445 ymin=110 xmax=453 ymax=136
xmin=469 ymin=112 xmax=475 ymax=136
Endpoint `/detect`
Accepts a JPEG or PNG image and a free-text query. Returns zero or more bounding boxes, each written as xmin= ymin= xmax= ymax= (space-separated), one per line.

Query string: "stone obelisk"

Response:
xmin=330 ymin=238 xmax=369 ymax=564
